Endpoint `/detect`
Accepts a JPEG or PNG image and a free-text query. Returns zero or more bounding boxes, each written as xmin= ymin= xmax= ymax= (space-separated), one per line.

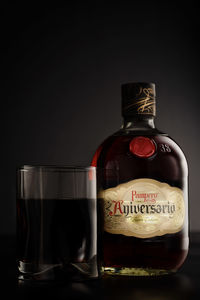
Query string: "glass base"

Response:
xmin=103 ymin=267 xmax=175 ymax=276
xmin=18 ymin=257 xmax=99 ymax=281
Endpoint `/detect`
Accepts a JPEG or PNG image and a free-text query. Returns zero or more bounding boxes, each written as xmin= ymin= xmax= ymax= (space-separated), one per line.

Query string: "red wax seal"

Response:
xmin=129 ymin=136 xmax=156 ymax=158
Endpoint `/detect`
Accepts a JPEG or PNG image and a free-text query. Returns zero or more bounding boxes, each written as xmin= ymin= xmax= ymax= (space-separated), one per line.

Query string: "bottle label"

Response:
xmin=100 ymin=178 xmax=185 ymax=238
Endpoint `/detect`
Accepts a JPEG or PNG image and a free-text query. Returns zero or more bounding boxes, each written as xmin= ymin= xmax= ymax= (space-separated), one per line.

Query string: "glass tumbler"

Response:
xmin=17 ymin=165 xmax=99 ymax=281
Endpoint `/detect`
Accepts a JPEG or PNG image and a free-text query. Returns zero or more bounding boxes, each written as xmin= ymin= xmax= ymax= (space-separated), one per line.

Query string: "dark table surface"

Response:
xmin=2 ymin=232 xmax=200 ymax=299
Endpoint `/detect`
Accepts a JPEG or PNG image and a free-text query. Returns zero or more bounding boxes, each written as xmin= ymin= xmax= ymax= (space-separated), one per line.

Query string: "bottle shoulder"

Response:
xmin=114 ymin=127 xmax=167 ymax=136
xmin=94 ymin=129 xmax=188 ymax=177
xmin=105 ymin=130 xmax=186 ymax=157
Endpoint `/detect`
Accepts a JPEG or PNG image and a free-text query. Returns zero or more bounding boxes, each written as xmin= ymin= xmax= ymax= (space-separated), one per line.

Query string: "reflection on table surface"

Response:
xmin=16 ymin=273 xmax=196 ymax=300
xmin=1 ymin=233 xmax=199 ymax=299
xmin=102 ymin=274 xmax=194 ymax=300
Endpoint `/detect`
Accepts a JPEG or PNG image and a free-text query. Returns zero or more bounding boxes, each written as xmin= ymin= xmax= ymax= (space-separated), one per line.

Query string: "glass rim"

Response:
xmin=18 ymin=165 xmax=96 ymax=173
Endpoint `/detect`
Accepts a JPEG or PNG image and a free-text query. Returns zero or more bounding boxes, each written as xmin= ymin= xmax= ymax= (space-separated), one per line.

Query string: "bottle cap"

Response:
xmin=121 ymin=82 xmax=156 ymax=118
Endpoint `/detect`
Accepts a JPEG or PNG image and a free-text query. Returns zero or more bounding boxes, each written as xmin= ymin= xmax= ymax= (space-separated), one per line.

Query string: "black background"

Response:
xmin=1 ymin=1 xmax=200 ymax=235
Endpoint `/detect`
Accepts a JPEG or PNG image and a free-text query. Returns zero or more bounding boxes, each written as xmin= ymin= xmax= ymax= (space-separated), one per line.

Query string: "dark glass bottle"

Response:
xmin=92 ymin=82 xmax=188 ymax=276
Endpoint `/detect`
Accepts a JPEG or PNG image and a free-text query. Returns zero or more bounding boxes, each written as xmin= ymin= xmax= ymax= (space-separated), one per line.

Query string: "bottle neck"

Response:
xmin=122 ymin=116 xmax=155 ymax=130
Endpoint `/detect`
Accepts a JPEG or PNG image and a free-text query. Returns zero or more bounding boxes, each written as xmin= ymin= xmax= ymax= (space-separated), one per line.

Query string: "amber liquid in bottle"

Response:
xmin=92 ymin=83 xmax=189 ymax=276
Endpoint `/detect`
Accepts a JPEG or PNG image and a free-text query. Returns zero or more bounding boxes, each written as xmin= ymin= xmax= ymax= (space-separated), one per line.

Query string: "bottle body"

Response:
xmin=94 ymin=126 xmax=188 ymax=276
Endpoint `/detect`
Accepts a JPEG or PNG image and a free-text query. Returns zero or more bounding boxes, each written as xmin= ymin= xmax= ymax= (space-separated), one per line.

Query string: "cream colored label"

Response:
xmin=100 ymin=178 xmax=185 ymax=238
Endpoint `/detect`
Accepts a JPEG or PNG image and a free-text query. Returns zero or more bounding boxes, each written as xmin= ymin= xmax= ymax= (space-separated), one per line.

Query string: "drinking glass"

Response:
xmin=17 ymin=165 xmax=99 ymax=281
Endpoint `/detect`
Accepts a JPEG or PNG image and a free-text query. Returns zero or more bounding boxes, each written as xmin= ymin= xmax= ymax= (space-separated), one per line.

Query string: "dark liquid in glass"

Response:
xmin=17 ymin=198 xmax=97 ymax=279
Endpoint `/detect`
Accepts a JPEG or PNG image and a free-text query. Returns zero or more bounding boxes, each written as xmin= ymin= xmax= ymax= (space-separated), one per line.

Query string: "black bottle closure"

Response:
xmin=121 ymin=82 xmax=156 ymax=118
